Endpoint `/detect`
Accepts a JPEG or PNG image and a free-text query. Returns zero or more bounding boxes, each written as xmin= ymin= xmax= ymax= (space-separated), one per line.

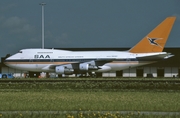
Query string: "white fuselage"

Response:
xmin=4 ymin=48 xmax=168 ymax=74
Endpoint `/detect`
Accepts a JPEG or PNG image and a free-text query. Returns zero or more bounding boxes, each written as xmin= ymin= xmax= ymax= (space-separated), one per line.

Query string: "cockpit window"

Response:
xmin=19 ymin=51 xmax=22 ymax=53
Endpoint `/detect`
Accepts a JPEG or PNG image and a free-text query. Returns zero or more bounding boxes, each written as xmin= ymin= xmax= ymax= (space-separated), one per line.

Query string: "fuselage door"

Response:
xmin=126 ymin=54 xmax=135 ymax=68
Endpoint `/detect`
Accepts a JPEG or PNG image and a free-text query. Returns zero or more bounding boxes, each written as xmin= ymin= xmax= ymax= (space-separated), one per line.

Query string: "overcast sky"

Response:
xmin=0 ymin=0 xmax=180 ymax=57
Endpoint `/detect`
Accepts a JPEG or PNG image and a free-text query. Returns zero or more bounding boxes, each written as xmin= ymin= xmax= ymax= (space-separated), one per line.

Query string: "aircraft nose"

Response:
xmin=4 ymin=57 xmax=10 ymax=65
xmin=4 ymin=55 xmax=14 ymax=67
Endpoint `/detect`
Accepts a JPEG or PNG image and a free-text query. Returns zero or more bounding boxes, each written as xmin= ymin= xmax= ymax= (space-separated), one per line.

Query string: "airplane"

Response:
xmin=4 ymin=17 xmax=176 ymax=77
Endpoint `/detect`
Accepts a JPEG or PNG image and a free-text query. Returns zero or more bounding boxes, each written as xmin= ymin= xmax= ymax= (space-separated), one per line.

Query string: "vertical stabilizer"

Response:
xmin=129 ymin=17 xmax=176 ymax=53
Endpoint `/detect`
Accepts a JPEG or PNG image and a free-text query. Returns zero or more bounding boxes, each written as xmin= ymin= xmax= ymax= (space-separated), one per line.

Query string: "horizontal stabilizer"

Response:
xmin=137 ymin=53 xmax=173 ymax=61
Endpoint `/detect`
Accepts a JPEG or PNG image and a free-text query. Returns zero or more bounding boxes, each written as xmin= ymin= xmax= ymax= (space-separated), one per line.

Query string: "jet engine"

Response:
xmin=55 ymin=66 xmax=74 ymax=75
xmin=79 ymin=63 xmax=98 ymax=71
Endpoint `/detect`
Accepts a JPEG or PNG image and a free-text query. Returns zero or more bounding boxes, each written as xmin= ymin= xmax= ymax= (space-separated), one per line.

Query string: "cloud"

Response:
xmin=0 ymin=16 xmax=5 ymax=21
xmin=0 ymin=16 xmax=40 ymax=49
xmin=3 ymin=16 xmax=25 ymax=27
xmin=2 ymin=16 xmax=35 ymax=34
xmin=0 ymin=3 xmax=16 ymax=12
xmin=55 ymin=33 xmax=69 ymax=42
xmin=46 ymin=30 xmax=69 ymax=43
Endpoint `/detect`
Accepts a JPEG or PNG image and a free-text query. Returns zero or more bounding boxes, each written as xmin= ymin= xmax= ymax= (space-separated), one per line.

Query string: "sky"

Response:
xmin=0 ymin=0 xmax=180 ymax=57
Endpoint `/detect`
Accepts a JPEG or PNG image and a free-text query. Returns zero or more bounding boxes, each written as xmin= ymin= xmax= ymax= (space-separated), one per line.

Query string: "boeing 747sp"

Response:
xmin=4 ymin=17 xmax=176 ymax=77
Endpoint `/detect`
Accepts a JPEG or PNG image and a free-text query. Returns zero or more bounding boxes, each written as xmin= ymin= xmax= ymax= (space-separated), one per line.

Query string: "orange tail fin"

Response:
xmin=129 ymin=17 xmax=176 ymax=53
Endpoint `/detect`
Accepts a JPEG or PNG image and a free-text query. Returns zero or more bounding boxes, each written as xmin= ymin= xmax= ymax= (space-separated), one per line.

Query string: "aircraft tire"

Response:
xmin=91 ymin=74 xmax=97 ymax=78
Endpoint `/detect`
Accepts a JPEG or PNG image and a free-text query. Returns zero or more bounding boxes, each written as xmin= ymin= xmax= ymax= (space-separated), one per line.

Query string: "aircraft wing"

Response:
xmin=42 ymin=58 xmax=115 ymax=71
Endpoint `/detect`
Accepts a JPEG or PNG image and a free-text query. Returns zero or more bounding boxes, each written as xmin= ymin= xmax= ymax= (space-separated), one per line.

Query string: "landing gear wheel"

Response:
xmin=89 ymin=72 xmax=97 ymax=78
xmin=91 ymin=74 xmax=97 ymax=78
xmin=78 ymin=73 xmax=89 ymax=78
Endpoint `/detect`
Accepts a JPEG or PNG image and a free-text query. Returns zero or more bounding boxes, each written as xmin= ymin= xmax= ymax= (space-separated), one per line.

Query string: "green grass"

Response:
xmin=2 ymin=77 xmax=180 ymax=80
xmin=0 ymin=111 xmax=179 ymax=118
xmin=0 ymin=78 xmax=180 ymax=117
xmin=0 ymin=90 xmax=180 ymax=111
xmin=0 ymin=81 xmax=180 ymax=90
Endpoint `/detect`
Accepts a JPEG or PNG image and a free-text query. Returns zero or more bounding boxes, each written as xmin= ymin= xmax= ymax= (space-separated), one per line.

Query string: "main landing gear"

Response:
xmin=89 ymin=72 xmax=97 ymax=78
xmin=77 ymin=72 xmax=97 ymax=78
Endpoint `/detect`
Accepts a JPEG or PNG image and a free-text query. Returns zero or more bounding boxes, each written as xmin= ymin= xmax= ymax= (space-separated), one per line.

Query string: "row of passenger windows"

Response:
xmin=31 ymin=59 xmax=92 ymax=62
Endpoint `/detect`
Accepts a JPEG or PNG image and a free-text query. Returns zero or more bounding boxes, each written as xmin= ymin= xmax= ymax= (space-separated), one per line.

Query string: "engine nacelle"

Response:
xmin=79 ymin=63 xmax=98 ymax=71
xmin=55 ymin=66 xmax=74 ymax=75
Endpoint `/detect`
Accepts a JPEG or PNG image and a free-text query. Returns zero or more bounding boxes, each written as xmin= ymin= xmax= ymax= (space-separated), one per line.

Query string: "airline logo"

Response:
xmin=34 ymin=55 xmax=50 ymax=59
xmin=147 ymin=37 xmax=162 ymax=48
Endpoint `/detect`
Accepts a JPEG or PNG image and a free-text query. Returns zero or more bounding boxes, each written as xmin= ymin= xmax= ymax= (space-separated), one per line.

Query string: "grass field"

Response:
xmin=1 ymin=89 xmax=180 ymax=111
xmin=0 ymin=78 xmax=180 ymax=117
xmin=0 ymin=90 xmax=180 ymax=111
xmin=1 ymin=78 xmax=180 ymax=91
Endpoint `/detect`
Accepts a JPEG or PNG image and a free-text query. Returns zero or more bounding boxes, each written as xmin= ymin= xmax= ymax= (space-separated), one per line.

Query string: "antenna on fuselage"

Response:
xmin=39 ymin=2 xmax=46 ymax=49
